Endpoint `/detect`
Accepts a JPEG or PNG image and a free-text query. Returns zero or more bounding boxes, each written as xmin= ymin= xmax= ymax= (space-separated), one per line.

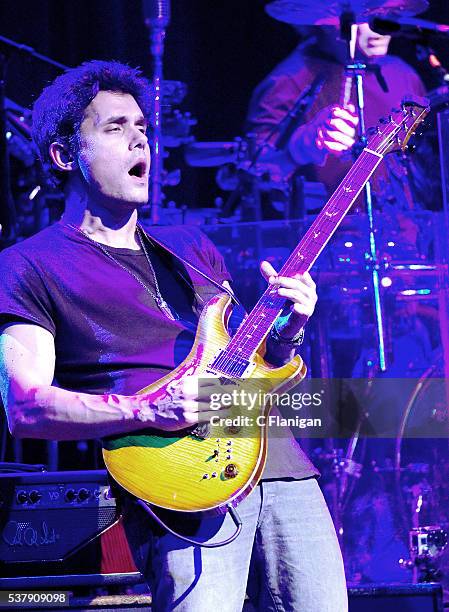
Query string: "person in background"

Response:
xmin=246 ymin=23 xmax=426 ymax=202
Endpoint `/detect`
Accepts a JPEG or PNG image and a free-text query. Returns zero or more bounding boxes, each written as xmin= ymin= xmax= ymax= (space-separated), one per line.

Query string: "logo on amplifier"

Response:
xmin=2 ymin=520 xmax=60 ymax=547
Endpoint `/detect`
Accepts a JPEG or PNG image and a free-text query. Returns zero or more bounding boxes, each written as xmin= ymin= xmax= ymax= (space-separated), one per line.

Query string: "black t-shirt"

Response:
xmin=0 ymin=221 xmax=317 ymax=479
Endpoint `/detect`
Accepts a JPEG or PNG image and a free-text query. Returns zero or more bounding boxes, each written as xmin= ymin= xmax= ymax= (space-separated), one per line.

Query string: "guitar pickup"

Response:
xmin=207 ymin=350 xmax=256 ymax=380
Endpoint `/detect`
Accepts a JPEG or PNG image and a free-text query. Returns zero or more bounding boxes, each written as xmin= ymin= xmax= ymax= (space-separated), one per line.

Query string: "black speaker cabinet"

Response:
xmin=348 ymin=583 xmax=444 ymax=612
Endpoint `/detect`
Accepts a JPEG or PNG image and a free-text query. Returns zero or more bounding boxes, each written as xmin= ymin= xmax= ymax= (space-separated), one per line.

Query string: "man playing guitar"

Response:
xmin=0 ymin=61 xmax=347 ymax=611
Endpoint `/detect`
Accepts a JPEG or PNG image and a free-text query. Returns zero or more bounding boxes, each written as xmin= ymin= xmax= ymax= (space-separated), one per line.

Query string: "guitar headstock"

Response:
xmin=367 ymin=97 xmax=430 ymax=157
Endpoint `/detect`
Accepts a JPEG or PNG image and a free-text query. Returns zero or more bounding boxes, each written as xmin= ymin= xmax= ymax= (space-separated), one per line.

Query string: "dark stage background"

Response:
xmin=2 ymin=0 xmax=449 ymax=592
xmin=1 ymin=0 xmax=449 ymax=209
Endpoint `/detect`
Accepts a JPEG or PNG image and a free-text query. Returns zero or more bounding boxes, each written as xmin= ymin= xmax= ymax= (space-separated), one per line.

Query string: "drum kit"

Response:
xmin=183 ymin=0 xmax=449 ymax=590
xmin=2 ymin=0 xmax=449 ymax=593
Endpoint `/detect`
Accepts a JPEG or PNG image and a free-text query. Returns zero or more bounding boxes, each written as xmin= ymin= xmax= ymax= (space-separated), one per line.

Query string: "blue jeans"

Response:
xmin=123 ymin=478 xmax=347 ymax=611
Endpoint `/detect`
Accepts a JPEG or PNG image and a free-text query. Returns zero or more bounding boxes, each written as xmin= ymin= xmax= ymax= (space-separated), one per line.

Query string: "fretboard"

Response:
xmin=210 ymin=148 xmax=384 ymax=374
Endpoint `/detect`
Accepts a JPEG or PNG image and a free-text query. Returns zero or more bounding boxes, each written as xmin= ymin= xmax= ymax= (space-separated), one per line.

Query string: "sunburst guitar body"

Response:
xmin=103 ymin=293 xmax=306 ymax=514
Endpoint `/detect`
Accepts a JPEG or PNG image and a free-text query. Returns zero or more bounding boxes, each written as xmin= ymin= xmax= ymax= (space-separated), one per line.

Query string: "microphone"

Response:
xmin=142 ymin=0 xmax=171 ymax=29
xmin=370 ymin=18 xmax=422 ymax=39
xmin=370 ymin=17 xmax=449 ymax=39
xmin=275 ymin=74 xmax=325 ymax=150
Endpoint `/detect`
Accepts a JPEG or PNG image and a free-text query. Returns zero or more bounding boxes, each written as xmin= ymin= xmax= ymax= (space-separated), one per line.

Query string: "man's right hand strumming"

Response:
xmin=135 ymin=375 xmax=233 ymax=432
xmin=0 ymin=323 xmax=233 ymax=441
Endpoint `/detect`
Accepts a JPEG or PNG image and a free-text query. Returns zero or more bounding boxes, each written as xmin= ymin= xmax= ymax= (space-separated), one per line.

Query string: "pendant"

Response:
xmin=158 ymin=298 xmax=177 ymax=321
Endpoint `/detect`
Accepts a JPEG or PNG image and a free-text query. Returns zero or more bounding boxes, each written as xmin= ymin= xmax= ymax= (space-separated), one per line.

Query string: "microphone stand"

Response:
xmin=145 ymin=17 xmax=168 ymax=224
xmin=0 ymin=34 xmax=67 ymax=71
xmin=0 ymin=50 xmax=16 ymax=243
xmin=0 ymin=35 xmax=68 ymax=246
xmin=326 ymin=12 xmax=387 ymax=550
xmin=341 ymin=12 xmax=387 ymax=372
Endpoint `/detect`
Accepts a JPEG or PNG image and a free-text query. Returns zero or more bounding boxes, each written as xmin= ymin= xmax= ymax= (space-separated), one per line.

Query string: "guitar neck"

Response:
xmin=279 ymin=148 xmax=383 ymax=276
xmin=223 ymin=148 xmax=384 ymax=362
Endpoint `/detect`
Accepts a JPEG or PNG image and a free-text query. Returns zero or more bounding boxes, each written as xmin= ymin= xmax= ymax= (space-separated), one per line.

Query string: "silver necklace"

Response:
xmin=66 ymin=223 xmax=177 ymax=321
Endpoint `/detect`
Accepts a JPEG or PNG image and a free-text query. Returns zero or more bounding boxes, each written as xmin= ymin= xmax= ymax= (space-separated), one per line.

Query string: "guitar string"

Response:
xmin=221 ymin=152 xmax=382 ymax=368
xmin=215 ymin=117 xmax=409 ymax=373
xmin=226 ymin=152 xmax=380 ymax=349
xmin=219 ymin=125 xmax=404 ymax=370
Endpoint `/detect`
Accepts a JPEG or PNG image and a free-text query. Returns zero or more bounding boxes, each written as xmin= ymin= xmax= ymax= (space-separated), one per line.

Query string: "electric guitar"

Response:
xmin=102 ymin=99 xmax=429 ymax=515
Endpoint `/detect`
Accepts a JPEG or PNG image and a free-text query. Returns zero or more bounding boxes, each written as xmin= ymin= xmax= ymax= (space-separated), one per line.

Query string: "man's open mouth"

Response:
xmin=128 ymin=160 xmax=147 ymax=179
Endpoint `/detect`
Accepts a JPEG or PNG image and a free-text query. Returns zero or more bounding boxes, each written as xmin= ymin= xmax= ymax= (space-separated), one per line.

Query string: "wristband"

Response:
xmin=270 ymin=325 xmax=305 ymax=348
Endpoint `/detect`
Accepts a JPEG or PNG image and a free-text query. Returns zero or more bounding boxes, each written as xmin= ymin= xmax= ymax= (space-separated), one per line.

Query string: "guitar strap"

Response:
xmin=142 ymin=226 xmax=242 ymax=308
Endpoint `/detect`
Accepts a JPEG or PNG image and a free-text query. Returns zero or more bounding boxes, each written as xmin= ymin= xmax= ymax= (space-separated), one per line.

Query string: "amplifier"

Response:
xmin=348 ymin=583 xmax=444 ymax=612
xmin=0 ymin=470 xmax=118 ymax=564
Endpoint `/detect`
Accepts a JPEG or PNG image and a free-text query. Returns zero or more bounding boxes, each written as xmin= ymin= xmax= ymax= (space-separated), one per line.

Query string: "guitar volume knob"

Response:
xmin=224 ymin=464 xmax=239 ymax=479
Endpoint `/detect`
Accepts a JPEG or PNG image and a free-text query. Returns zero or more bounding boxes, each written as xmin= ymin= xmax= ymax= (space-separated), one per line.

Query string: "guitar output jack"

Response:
xmin=224 ymin=425 xmax=241 ymax=435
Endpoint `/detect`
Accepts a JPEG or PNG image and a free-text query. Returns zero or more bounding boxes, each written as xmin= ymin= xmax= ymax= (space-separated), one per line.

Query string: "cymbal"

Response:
xmin=265 ymin=0 xmax=429 ymax=27
xmin=184 ymin=141 xmax=242 ymax=167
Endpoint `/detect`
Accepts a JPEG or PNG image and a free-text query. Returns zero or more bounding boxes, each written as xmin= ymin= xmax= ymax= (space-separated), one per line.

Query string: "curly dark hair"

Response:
xmin=32 ymin=60 xmax=152 ymax=186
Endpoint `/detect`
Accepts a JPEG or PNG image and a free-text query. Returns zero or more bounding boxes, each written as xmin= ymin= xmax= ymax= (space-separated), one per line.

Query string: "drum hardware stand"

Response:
xmin=222 ymin=76 xmax=323 ymax=220
xmin=435 ymin=106 xmax=449 ymax=412
xmin=335 ymin=451 xmax=363 ymax=545
xmin=315 ymin=445 xmax=363 ymax=546
xmin=394 ymin=369 xmax=448 ymax=583
xmin=220 ymin=140 xmax=263 ymax=221
xmin=394 ymin=363 xmax=437 ymax=538
xmin=218 ymin=137 xmax=279 ymax=220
